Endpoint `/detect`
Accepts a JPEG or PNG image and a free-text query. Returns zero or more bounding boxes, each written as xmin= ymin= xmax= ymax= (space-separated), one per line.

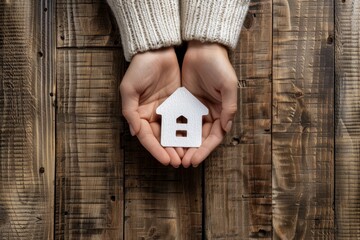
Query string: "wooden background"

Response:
xmin=0 ymin=0 xmax=359 ymax=239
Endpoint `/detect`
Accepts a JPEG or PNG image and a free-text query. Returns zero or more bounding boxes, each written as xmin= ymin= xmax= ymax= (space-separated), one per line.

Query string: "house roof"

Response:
xmin=156 ymin=87 xmax=209 ymax=116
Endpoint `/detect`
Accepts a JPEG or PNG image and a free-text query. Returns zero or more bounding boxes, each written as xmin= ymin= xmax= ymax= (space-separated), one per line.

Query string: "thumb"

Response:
xmin=120 ymin=86 xmax=141 ymax=136
xmin=123 ymin=109 xmax=141 ymax=136
xmin=220 ymin=82 xmax=238 ymax=133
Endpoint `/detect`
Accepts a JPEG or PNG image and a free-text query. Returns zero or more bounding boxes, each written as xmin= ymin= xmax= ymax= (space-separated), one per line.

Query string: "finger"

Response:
xmin=182 ymin=122 xmax=211 ymax=168
xmin=175 ymin=147 xmax=185 ymax=158
xmin=166 ymin=148 xmax=182 ymax=168
xmin=191 ymin=120 xmax=224 ymax=166
xmin=174 ymin=128 xmax=187 ymax=158
xmin=182 ymin=148 xmax=197 ymax=168
xmin=137 ymin=119 xmax=171 ymax=165
xmin=120 ymin=84 xmax=141 ymax=136
xmin=220 ymin=79 xmax=238 ymax=133
xmin=150 ymin=122 xmax=161 ymax=141
xmin=202 ymin=122 xmax=212 ymax=138
xmin=150 ymin=123 xmax=182 ymax=166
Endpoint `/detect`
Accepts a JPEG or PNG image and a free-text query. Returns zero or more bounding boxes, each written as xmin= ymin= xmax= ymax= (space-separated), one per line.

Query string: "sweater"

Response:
xmin=107 ymin=0 xmax=250 ymax=61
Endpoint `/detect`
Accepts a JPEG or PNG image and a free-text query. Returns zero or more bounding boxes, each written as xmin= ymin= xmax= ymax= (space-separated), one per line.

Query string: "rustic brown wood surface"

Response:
xmin=273 ymin=0 xmax=335 ymax=239
xmin=335 ymin=0 xmax=360 ymax=239
xmin=57 ymin=0 xmax=121 ymax=47
xmin=204 ymin=1 xmax=272 ymax=239
xmin=55 ymin=49 xmax=124 ymax=239
xmin=0 ymin=0 xmax=55 ymax=239
xmin=2 ymin=0 xmax=360 ymax=239
xmin=55 ymin=1 xmax=124 ymax=240
xmin=123 ymin=139 xmax=202 ymax=239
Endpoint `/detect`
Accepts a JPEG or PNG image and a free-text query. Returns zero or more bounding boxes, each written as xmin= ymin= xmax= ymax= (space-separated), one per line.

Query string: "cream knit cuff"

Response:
xmin=107 ymin=0 xmax=182 ymax=61
xmin=181 ymin=0 xmax=250 ymax=49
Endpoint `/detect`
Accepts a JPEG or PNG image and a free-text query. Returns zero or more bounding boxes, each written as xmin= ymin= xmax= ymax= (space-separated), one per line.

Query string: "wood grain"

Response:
xmin=0 ymin=0 xmax=55 ymax=239
xmin=57 ymin=0 xmax=121 ymax=48
xmin=55 ymin=50 xmax=125 ymax=239
xmin=123 ymin=125 xmax=202 ymax=239
xmin=335 ymin=1 xmax=360 ymax=239
xmin=272 ymin=0 xmax=335 ymax=239
xmin=205 ymin=1 xmax=273 ymax=239
xmin=2 ymin=1 xmax=355 ymax=239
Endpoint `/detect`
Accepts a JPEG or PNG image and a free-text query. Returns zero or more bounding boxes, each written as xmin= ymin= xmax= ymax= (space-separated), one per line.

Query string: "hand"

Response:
xmin=120 ymin=47 xmax=183 ymax=167
xmin=181 ymin=41 xmax=238 ymax=168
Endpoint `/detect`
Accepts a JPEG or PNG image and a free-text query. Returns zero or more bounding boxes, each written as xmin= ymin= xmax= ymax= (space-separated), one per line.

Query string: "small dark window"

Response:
xmin=176 ymin=130 xmax=187 ymax=137
xmin=176 ymin=115 xmax=188 ymax=124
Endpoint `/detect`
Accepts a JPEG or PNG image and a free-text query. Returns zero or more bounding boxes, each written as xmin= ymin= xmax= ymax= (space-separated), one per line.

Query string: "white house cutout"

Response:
xmin=156 ymin=87 xmax=209 ymax=147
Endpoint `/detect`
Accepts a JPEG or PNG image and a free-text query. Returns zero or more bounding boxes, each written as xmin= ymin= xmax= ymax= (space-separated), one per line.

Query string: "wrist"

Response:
xmin=133 ymin=46 xmax=175 ymax=58
xmin=187 ymin=40 xmax=228 ymax=57
xmin=132 ymin=47 xmax=177 ymax=67
xmin=188 ymin=40 xmax=227 ymax=51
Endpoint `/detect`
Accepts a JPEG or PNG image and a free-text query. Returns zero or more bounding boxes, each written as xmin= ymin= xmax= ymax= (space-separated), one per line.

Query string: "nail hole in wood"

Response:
xmin=44 ymin=8 xmax=48 ymax=12
xmin=327 ymin=35 xmax=334 ymax=44
xmin=258 ymin=229 xmax=267 ymax=237
xmin=110 ymin=196 xmax=116 ymax=201
xmin=295 ymin=91 xmax=304 ymax=98
xmin=231 ymin=136 xmax=240 ymax=145
xmin=49 ymin=92 xmax=54 ymax=97
xmin=38 ymin=51 xmax=43 ymax=58
xmin=39 ymin=167 xmax=45 ymax=174
xmin=243 ymin=13 xmax=254 ymax=29
xmin=60 ymin=35 xmax=65 ymax=40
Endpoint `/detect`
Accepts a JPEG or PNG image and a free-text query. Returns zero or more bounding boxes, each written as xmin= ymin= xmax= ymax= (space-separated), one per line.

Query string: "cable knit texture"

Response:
xmin=181 ymin=0 xmax=250 ymax=49
xmin=107 ymin=0 xmax=181 ymax=61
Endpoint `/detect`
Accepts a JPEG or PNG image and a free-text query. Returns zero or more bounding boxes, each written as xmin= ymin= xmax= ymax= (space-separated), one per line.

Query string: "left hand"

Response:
xmin=181 ymin=41 xmax=238 ymax=168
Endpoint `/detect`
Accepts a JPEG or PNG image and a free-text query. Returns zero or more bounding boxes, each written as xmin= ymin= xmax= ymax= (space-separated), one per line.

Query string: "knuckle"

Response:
xmin=119 ymin=82 xmax=127 ymax=93
xmin=225 ymin=105 xmax=238 ymax=114
xmin=228 ymin=75 xmax=238 ymax=83
xmin=122 ymin=109 xmax=132 ymax=118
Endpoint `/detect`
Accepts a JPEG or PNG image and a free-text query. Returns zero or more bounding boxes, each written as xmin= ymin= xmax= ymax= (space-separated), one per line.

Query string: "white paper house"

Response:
xmin=156 ymin=87 xmax=209 ymax=147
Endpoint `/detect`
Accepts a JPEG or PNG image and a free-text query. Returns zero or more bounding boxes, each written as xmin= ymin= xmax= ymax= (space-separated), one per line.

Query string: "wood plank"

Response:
xmin=272 ymin=0 xmax=334 ymax=239
xmin=205 ymin=1 xmax=273 ymax=238
xmin=0 ymin=0 xmax=55 ymax=239
xmin=335 ymin=1 xmax=360 ymax=239
xmin=57 ymin=0 xmax=121 ymax=48
xmin=55 ymin=49 xmax=125 ymax=239
xmin=123 ymin=127 xmax=202 ymax=239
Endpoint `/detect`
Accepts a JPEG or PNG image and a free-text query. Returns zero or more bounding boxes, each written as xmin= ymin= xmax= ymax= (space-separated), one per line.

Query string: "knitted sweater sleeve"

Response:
xmin=107 ymin=0 xmax=182 ymax=61
xmin=181 ymin=0 xmax=250 ymax=49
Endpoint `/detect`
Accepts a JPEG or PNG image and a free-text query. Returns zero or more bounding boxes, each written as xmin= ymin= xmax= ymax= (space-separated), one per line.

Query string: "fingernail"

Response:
xmin=225 ymin=121 xmax=233 ymax=132
xmin=129 ymin=125 xmax=135 ymax=136
xmin=193 ymin=164 xmax=199 ymax=168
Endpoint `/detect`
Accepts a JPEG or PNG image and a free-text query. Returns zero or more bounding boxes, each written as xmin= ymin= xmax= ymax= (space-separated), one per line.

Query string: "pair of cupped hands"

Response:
xmin=120 ymin=40 xmax=238 ymax=168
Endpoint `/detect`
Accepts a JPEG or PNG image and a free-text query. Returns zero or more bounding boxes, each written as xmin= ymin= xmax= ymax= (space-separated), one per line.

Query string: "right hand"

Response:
xmin=120 ymin=47 xmax=183 ymax=167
